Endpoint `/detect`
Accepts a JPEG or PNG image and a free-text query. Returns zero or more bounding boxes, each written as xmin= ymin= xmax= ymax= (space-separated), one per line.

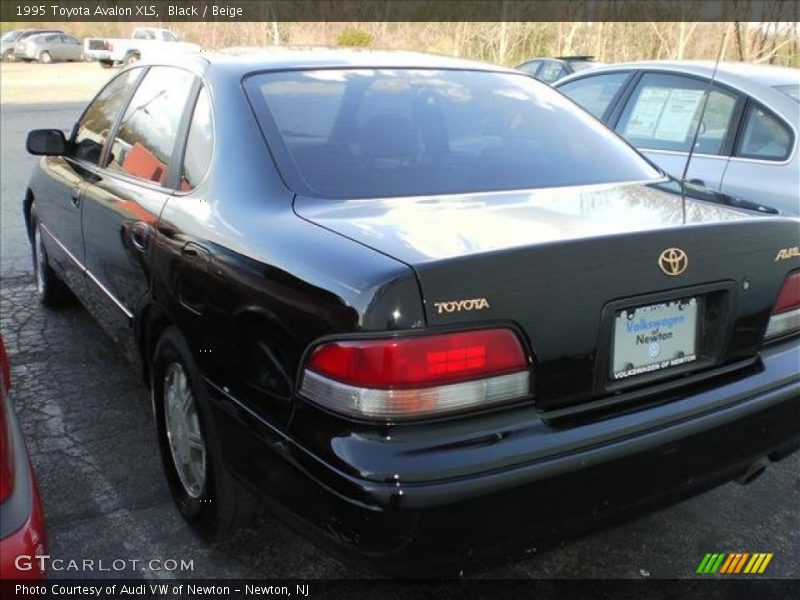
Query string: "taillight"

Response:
xmin=765 ymin=272 xmax=800 ymax=341
xmin=0 ymin=336 xmax=14 ymax=503
xmin=300 ymin=328 xmax=530 ymax=420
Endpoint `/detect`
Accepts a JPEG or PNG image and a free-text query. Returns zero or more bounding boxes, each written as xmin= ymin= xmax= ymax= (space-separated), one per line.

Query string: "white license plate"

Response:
xmin=611 ymin=298 xmax=699 ymax=380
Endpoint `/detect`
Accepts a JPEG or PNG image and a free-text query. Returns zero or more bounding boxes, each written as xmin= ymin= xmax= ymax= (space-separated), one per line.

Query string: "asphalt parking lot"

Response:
xmin=0 ymin=62 xmax=798 ymax=581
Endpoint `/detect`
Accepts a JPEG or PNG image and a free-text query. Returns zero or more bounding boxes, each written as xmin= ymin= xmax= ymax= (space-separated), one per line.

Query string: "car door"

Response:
xmin=51 ymin=34 xmax=69 ymax=60
xmin=80 ymin=66 xmax=198 ymax=360
xmin=612 ymin=72 xmax=743 ymax=189
xmin=61 ymin=35 xmax=81 ymax=60
xmin=33 ymin=68 xmax=142 ymax=297
xmin=720 ymin=101 xmax=799 ymax=214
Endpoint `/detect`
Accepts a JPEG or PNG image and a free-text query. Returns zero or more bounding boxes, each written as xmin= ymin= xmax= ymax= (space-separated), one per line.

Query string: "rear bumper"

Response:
xmin=209 ymin=339 xmax=800 ymax=572
xmin=83 ymin=50 xmax=111 ymax=61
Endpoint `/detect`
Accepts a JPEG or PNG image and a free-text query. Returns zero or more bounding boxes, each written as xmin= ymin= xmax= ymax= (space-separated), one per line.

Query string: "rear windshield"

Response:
xmin=245 ymin=68 xmax=660 ymax=199
xmin=1 ymin=31 xmax=23 ymax=42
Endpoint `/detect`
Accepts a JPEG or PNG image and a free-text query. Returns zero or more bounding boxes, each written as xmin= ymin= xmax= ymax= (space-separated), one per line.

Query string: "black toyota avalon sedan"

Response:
xmin=23 ymin=49 xmax=800 ymax=572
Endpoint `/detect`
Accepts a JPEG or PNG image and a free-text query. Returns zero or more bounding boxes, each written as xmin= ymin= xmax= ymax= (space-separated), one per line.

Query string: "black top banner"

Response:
xmin=1 ymin=0 xmax=799 ymax=22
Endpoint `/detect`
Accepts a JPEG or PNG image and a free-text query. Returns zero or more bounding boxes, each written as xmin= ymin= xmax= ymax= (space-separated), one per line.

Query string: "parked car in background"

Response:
xmin=22 ymin=49 xmax=800 ymax=573
xmin=0 ymin=335 xmax=47 ymax=580
xmin=1 ymin=29 xmax=66 ymax=61
xmin=83 ymin=27 xmax=199 ymax=68
xmin=517 ymin=55 xmax=606 ymax=84
xmin=13 ymin=32 xmax=83 ymax=64
xmin=556 ymin=61 xmax=800 ymax=215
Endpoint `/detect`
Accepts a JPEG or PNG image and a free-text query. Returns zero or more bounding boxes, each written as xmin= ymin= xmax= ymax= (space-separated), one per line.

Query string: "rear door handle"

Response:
xmin=130 ymin=221 xmax=151 ymax=251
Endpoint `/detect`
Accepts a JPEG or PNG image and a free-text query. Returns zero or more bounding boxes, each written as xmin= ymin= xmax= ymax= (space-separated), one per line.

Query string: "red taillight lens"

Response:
xmin=772 ymin=272 xmax=800 ymax=315
xmin=301 ymin=329 xmax=530 ymax=419
xmin=0 ymin=336 xmax=14 ymax=503
xmin=308 ymin=329 xmax=527 ymax=389
xmin=765 ymin=272 xmax=800 ymax=341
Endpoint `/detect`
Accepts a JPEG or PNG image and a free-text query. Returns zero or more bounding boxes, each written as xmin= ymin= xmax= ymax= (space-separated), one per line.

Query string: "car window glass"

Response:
xmin=737 ymin=105 xmax=792 ymax=161
xmin=163 ymin=31 xmax=177 ymax=42
xmin=539 ymin=61 xmax=567 ymax=83
xmin=180 ymin=87 xmax=213 ymax=191
xmin=72 ymin=68 xmax=142 ymax=165
xmin=517 ymin=61 xmax=541 ymax=76
xmin=107 ymin=67 xmax=195 ymax=185
xmin=559 ymin=72 xmax=629 ymax=119
xmin=248 ymin=68 xmax=660 ymax=199
xmin=616 ymin=73 xmax=737 ymax=155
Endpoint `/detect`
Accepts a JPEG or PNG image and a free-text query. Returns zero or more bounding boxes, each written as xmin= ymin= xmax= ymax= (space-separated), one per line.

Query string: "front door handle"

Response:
xmin=688 ymin=178 xmax=706 ymax=187
xmin=130 ymin=221 xmax=151 ymax=251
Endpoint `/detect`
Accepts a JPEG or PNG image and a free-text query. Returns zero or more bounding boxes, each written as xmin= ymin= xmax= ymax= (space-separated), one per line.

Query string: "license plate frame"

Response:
xmin=610 ymin=297 xmax=701 ymax=382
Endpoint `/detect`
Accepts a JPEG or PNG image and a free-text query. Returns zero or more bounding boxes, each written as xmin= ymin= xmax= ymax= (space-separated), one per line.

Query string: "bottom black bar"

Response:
xmin=2 ymin=579 xmax=799 ymax=600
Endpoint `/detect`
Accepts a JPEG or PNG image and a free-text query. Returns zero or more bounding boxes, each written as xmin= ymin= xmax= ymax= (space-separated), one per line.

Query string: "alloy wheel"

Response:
xmin=163 ymin=362 xmax=207 ymax=498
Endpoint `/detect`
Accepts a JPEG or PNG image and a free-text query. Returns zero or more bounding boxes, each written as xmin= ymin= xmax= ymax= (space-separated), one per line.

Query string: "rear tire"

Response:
xmin=31 ymin=213 xmax=73 ymax=307
xmin=152 ymin=326 xmax=257 ymax=538
xmin=38 ymin=51 xmax=52 ymax=64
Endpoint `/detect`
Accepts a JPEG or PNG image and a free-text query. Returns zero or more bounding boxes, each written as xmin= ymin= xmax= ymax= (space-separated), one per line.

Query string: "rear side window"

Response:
xmin=736 ymin=104 xmax=792 ymax=161
xmin=107 ymin=66 xmax=195 ymax=185
xmin=246 ymin=68 xmax=660 ymax=199
xmin=538 ymin=61 xmax=568 ymax=83
xmin=72 ymin=68 xmax=142 ymax=165
xmin=180 ymin=87 xmax=213 ymax=191
xmin=517 ymin=60 xmax=541 ymax=77
xmin=559 ymin=72 xmax=630 ymax=119
xmin=616 ymin=73 xmax=738 ymax=155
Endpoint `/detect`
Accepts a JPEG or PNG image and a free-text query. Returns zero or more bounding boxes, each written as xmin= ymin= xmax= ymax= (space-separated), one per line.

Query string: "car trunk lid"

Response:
xmin=295 ymin=181 xmax=800 ymax=411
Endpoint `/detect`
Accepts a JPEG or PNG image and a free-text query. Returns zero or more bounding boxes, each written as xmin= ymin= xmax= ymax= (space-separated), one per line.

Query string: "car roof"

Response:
xmin=21 ymin=29 xmax=65 ymax=34
xmin=189 ymin=47 xmax=517 ymax=76
xmin=25 ymin=32 xmax=62 ymax=40
xmin=558 ymin=60 xmax=799 ymax=89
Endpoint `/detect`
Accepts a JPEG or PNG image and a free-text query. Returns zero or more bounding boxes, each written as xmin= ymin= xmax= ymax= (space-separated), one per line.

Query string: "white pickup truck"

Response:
xmin=83 ymin=27 xmax=200 ymax=67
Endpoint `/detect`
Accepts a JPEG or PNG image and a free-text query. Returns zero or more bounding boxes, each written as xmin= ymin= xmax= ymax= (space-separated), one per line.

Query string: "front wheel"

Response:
xmin=152 ymin=327 xmax=257 ymax=537
xmin=31 ymin=216 xmax=73 ymax=307
xmin=38 ymin=51 xmax=52 ymax=64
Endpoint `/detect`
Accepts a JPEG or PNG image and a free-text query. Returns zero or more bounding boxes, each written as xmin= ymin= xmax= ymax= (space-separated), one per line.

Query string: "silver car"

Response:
xmin=1 ymin=29 xmax=65 ymax=61
xmin=14 ymin=32 xmax=82 ymax=63
xmin=556 ymin=61 xmax=800 ymax=214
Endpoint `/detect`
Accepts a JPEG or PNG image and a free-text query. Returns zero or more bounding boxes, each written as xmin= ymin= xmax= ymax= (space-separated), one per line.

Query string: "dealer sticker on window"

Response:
xmin=612 ymin=297 xmax=699 ymax=380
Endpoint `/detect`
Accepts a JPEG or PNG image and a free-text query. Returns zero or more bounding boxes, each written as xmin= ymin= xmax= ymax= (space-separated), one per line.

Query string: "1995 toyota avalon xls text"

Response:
xmin=22 ymin=49 xmax=800 ymax=572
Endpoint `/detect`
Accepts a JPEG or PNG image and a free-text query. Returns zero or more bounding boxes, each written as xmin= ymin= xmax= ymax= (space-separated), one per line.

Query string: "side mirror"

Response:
xmin=26 ymin=129 xmax=67 ymax=156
